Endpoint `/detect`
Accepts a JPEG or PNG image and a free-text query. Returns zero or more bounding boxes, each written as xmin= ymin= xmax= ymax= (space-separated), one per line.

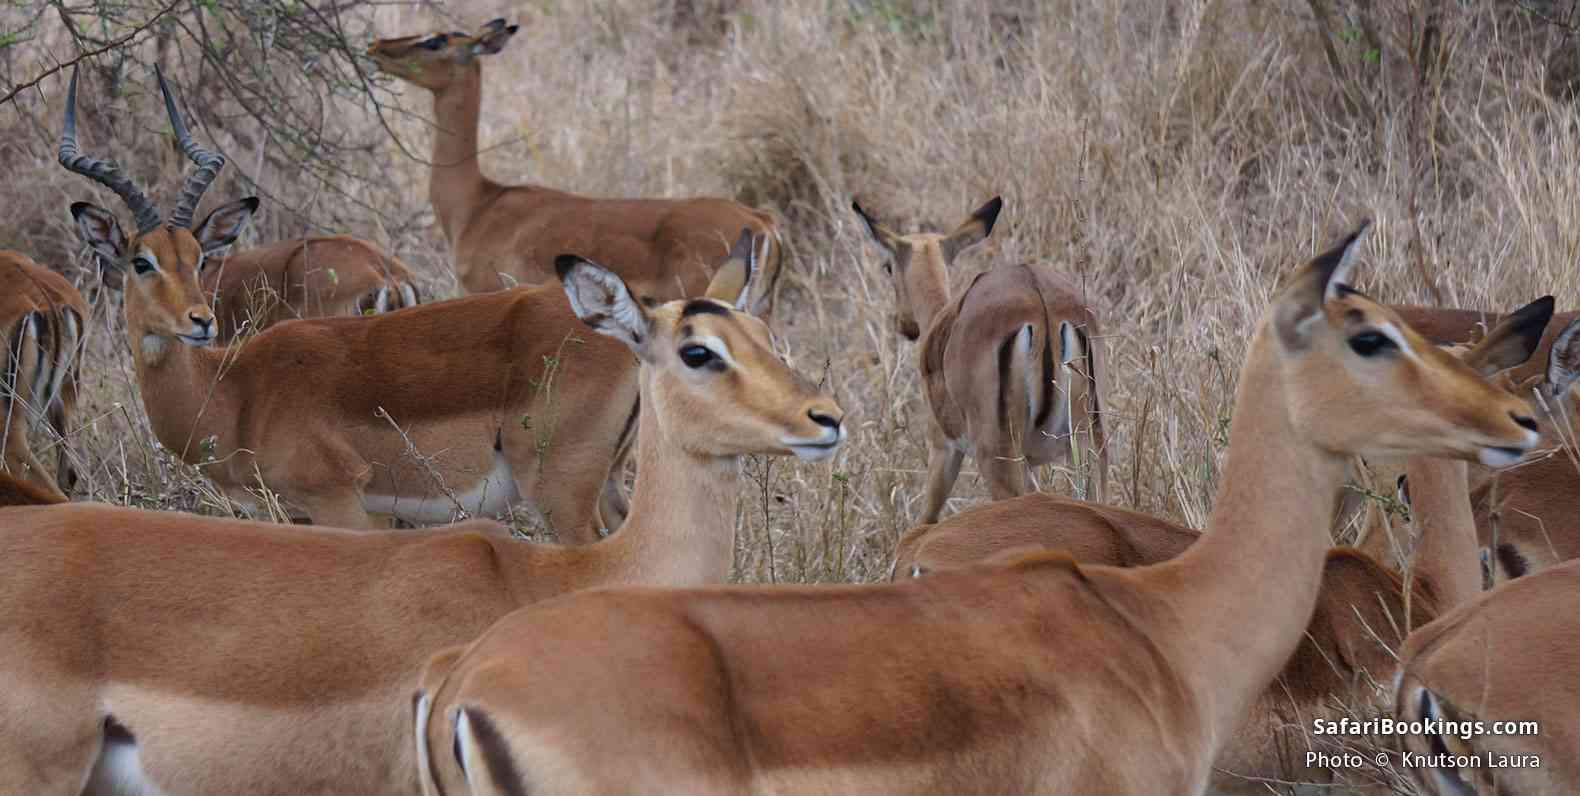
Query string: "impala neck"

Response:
xmin=428 ymin=64 xmax=498 ymax=249
xmin=1154 ymin=321 xmax=1348 ymax=742
xmin=127 ymin=317 xmax=233 ymax=464
xmin=503 ymin=370 xmax=739 ymax=592
xmin=1401 ymin=457 xmax=1481 ymax=615
xmin=909 ymin=254 xmax=953 ymax=333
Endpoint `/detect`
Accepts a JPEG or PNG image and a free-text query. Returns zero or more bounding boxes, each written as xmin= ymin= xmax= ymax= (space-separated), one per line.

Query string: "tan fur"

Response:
xmin=854 ymin=197 xmax=1109 ymax=522
xmin=0 ymin=251 xmax=86 ymax=500
xmin=1392 ymin=303 xmax=1580 ymax=583
xmin=0 ymin=270 xmax=843 ymax=794
xmin=892 ymin=304 xmax=1546 ymax=792
xmin=411 ymin=226 xmax=1539 ymax=795
xmin=201 ymin=234 xmax=421 ymax=340
xmin=1395 ymin=559 xmax=1580 ymax=794
xmin=366 ymin=21 xmax=784 ymax=315
xmin=0 ymin=470 xmax=68 ymax=507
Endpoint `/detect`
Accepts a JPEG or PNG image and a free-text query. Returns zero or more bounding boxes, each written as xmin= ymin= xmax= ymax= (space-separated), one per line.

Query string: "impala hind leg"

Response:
xmin=297 ymin=490 xmax=375 ymax=529
xmin=0 ymin=689 xmax=100 ymax=794
xmin=920 ymin=432 xmax=965 ymax=524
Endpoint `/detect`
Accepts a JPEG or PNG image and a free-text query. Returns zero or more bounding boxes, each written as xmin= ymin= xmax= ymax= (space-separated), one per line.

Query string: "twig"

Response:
xmin=0 ymin=0 xmax=186 ymax=107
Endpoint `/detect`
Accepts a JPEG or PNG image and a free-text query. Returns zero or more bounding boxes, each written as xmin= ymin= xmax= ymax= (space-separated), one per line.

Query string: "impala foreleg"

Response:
xmin=920 ymin=423 xmax=965 ymax=525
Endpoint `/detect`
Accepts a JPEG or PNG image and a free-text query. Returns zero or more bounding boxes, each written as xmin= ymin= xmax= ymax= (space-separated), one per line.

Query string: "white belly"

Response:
xmin=363 ymin=447 xmax=522 ymax=524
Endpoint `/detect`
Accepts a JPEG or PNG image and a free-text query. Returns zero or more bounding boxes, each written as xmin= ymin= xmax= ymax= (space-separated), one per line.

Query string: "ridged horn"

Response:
xmin=156 ymin=66 xmax=227 ymax=229
xmin=57 ymin=66 xmax=162 ymax=235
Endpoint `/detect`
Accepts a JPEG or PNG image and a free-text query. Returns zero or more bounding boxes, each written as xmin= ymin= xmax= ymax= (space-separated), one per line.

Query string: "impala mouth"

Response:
xmin=1477 ymin=445 xmax=1528 ymax=468
xmin=785 ymin=429 xmax=845 ymax=462
xmin=177 ymin=332 xmax=216 ymax=347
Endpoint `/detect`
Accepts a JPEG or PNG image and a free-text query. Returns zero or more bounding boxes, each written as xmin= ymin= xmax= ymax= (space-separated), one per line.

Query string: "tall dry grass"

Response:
xmin=2 ymin=1 xmax=1578 ymax=788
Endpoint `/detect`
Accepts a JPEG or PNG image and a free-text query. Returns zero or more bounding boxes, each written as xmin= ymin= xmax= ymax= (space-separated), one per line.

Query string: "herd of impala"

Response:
xmin=0 ymin=17 xmax=1575 ymax=796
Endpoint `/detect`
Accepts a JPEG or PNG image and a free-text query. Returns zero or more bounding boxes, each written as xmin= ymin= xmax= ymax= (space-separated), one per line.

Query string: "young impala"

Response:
xmin=0 ymin=247 xmax=843 ymax=795
xmin=367 ymin=19 xmax=783 ymax=314
xmin=411 ymin=223 xmax=1539 ymax=795
xmin=60 ymin=66 xmax=768 ymax=539
xmin=853 ymin=196 xmax=1108 ymax=519
xmin=0 ymin=250 xmax=86 ymax=500
xmin=199 ymin=232 xmax=422 ymax=341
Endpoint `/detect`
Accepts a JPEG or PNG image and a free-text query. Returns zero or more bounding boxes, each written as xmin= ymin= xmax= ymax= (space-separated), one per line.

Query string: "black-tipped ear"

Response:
xmin=852 ymin=199 xmax=901 ymax=255
xmin=193 ymin=197 xmax=259 ymax=254
xmin=558 ymin=254 xmax=653 ymax=355
xmin=1396 ymin=473 xmax=1411 ymax=508
xmin=1466 ymin=295 xmax=1555 ymax=376
xmin=69 ymin=201 xmax=128 ymax=279
xmin=1274 ymin=220 xmax=1370 ymax=349
xmin=941 ymin=196 xmax=1003 ymax=262
xmin=704 ymin=228 xmax=757 ymax=310
xmin=1547 ymin=316 xmax=1580 ymax=393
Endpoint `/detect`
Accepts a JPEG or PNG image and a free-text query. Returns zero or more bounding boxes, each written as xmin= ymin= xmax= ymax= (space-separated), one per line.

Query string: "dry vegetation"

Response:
xmin=2 ymin=0 xmax=1579 ymax=788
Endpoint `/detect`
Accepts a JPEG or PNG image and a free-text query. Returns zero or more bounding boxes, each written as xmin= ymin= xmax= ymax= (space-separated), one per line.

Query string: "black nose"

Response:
xmin=1511 ymin=413 xmax=1538 ymax=433
xmin=808 ymin=410 xmax=841 ymax=430
xmin=190 ymin=314 xmax=213 ymax=331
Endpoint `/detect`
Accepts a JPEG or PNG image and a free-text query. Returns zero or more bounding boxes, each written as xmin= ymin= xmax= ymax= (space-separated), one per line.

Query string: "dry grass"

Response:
xmin=3 ymin=0 xmax=1578 ymax=790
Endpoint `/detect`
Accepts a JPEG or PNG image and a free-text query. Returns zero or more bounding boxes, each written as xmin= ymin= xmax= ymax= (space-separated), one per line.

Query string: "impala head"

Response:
xmin=557 ymin=229 xmax=845 ymax=462
xmin=1272 ymin=222 xmax=1539 ymax=467
xmin=853 ymin=196 xmax=1002 ymax=340
xmin=59 ymin=67 xmax=257 ymax=351
xmin=367 ymin=18 xmax=519 ymax=92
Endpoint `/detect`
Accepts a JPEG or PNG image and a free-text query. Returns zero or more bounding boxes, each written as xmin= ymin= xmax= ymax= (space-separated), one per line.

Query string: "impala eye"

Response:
xmin=679 ymin=345 xmax=716 ymax=369
xmin=882 ymin=261 xmax=892 ymax=275
xmin=132 ymin=257 xmax=156 ymax=275
xmin=1348 ymin=331 xmax=1396 ymax=358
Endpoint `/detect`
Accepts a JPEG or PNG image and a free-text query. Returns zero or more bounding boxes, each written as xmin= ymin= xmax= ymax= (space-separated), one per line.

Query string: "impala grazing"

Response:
xmin=1394 ymin=556 xmax=1580 ymax=794
xmin=410 ymin=223 xmax=1539 ymax=795
xmin=0 ymin=250 xmax=87 ymax=500
xmin=890 ymin=296 xmax=1552 ymax=793
xmin=60 ymin=66 xmax=763 ymax=538
xmin=367 ymin=19 xmax=784 ymax=313
xmin=0 ymin=242 xmax=842 ymax=795
xmin=200 ymin=232 xmax=422 ymax=341
xmin=853 ymin=196 xmax=1108 ymax=520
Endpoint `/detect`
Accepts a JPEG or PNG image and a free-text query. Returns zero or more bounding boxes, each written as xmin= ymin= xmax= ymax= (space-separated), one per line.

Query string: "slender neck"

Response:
xmin=907 ymin=253 xmax=953 ymax=332
xmin=427 ymin=65 xmax=494 ymax=246
xmin=125 ymin=309 xmax=232 ymax=463
xmin=1153 ymin=322 xmax=1348 ymax=741
xmin=500 ymin=370 xmax=740 ymax=595
xmin=1402 ymin=457 xmax=1481 ymax=614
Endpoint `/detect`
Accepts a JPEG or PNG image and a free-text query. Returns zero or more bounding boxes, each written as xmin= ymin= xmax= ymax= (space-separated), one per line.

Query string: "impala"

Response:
xmin=0 ymin=250 xmax=87 ymax=500
xmin=1471 ymin=315 xmax=1580 ymax=582
xmin=411 ymin=223 xmax=1539 ymax=795
xmin=60 ymin=66 xmax=753 ymax=538
xmin=0 ymin=243 xmax=843 ymax=795
xmin=888 ymin=297 xmax=1551 ymax=793
xmin=366 ymin=19 xmax=784 ymax=313
xmin=1394 ymin=558 xmax=1580 ymax=793
xmin=853 ymin=196 xmax=1108 ymax=520
xmin=200 ymin=232 xmax=421 ymax=341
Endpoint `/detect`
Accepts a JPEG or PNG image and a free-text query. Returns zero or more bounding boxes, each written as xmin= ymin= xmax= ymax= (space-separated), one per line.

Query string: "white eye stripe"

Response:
xmin=690 ymin=334 xmax=736 ymax=368
xmin=1373 ymin=321 xmax=1416 ymax=360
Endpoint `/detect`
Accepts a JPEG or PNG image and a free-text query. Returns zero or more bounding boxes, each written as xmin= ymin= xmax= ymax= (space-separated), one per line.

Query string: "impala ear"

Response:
xmin=70 ymin=201 xmax=127 ymax=274
xmin=1547 ymin=316 xmax=1580 ymax=394
xmin=940 ymin=196 xmax=1003 ymax=262
xmin=1463 ymin=296 xmax=1554 ymax=376
xmin=473 ymin=20 xmax=519 ymax=55
xmin=1274 ymin=220 xmax=1370 ymax=350
xmin=193 ymin=197 xmax=259 ymax=255
xmin=557 ymin=254 xmax=653 ymax=355
xmin=852 ymin=199 xmax=902 ymax=255
xmin=703 ymin=228 xmax=757 ymax=311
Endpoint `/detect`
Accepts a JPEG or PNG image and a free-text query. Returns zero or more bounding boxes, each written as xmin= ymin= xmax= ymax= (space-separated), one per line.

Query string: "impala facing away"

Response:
xmin=60 ymin=66 xmax=757 ymax=538
xmin=0 ymin=246 xmax=843 ymax=795
xmin=200 ymin=232 xmax=422 ymax=341
xmin=411 ymin=223 xmax=1538 ymax=795
xmin=1395 ymin=557 xmax=1580 ymax=793
xmin=366 ymin=19 xmax=784 ymax=314
xmin=853 ymin=196 xmax=1108 ymax=520
xmin=0 ymin=250 xmax=87 ymax=500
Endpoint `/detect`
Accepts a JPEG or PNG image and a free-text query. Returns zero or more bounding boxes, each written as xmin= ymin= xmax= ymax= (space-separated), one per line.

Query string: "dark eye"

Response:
xmin=882 ymin=261 xmax=892 ymax=275
xmin=132 ymin=257 xmax=156 ymax=275
xmin=1348 ymin=331 xmax=1396 ymax=358
xmin=679 ymin=345 xmax=716 ymax=369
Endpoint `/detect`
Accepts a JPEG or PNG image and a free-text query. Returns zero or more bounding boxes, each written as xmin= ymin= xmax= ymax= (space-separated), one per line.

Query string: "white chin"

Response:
xmin=1478 ymin=447 xmax=1523 ymax=468
xmin=789 ymin=445 xmax=837 ymax=462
